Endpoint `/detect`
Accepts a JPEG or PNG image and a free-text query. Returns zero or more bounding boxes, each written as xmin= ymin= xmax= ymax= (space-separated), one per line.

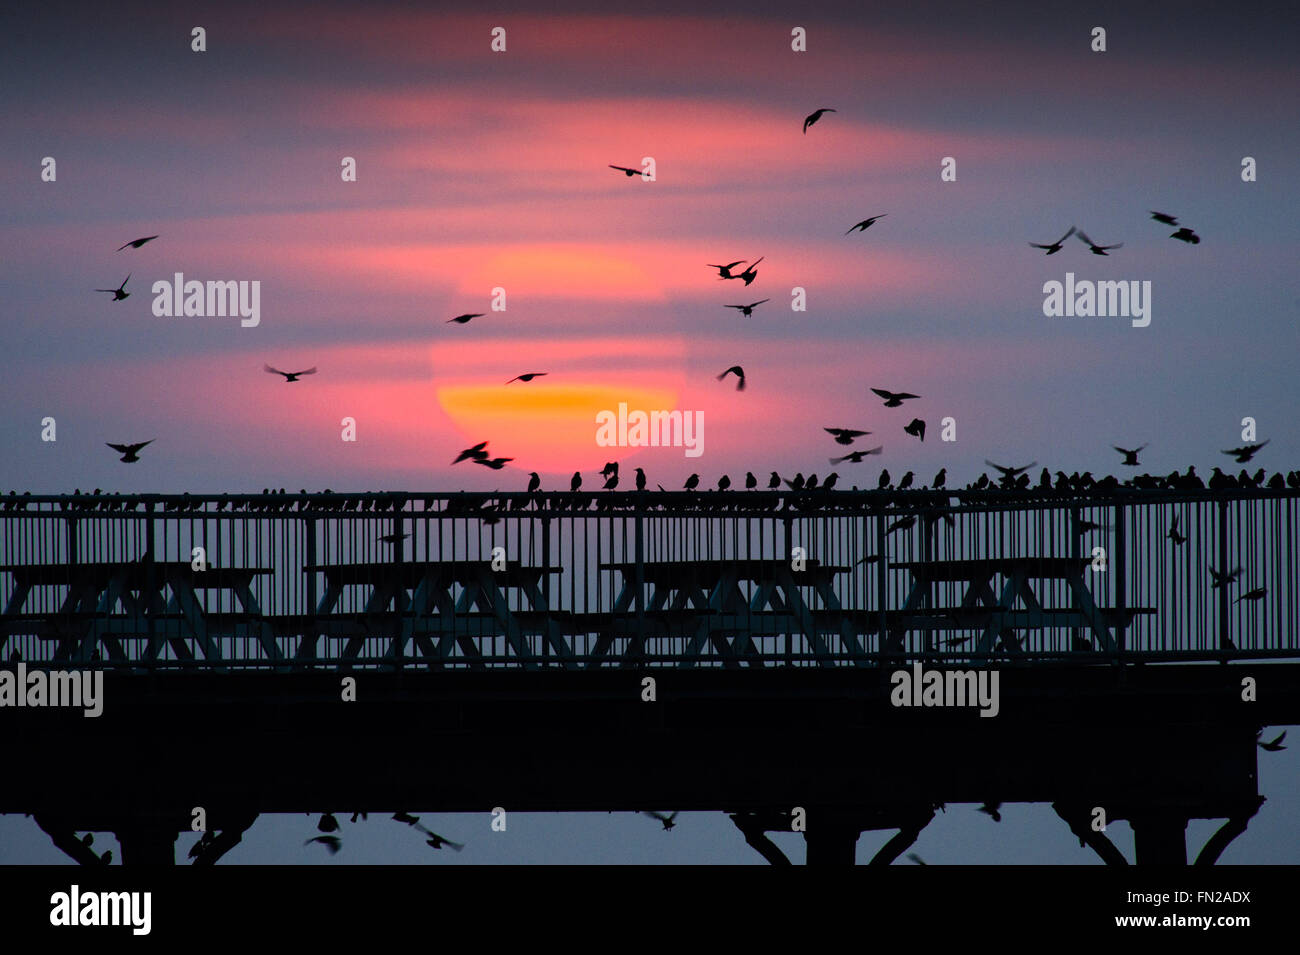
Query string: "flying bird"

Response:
xmin=106 ymin=440 xmax=153 ymax=463
xmin=1170 ymin=227 xmax=1200 ymax=244
xmin=1113 ymin=444 xmax=1146 ymax=466
xmin=116 ymin=235 xmax=158 ymax=251
xmin=608 ymin=164 xmax=644 ymax=177
xmin=446 ymin=313 xmax=484 ymax=324
xmin=95 ymin=274 xmax=131 ymax=301
xmin=425 ymin=833 xmax=465 ymax=851
xmin=1209 ymin=565 xmax=1242 ymax=590
xmin=474 ymin=456 xmax=513 ymax=470
xmin=846 ymin=215 xmax=887 ymax=234
xmin=304 ymin=835 xmax=341 ymax=854
xmin=641 ymin=810 xmax=679 ymax=831
xmin=1149 ymin=211 xmax=1179 ymax=225
xmin=505 ymin=373 xmax=547 ymax=384
xmin=903 ymin=418 xmax=926 ymax=441
xmin=1167 ymin=515 xmax=1187 ymax=546
xmin=1222 ymin=440 xmax=1268 ymax=463
xmin=725 ymin=299 xmax=770 ymax=317
xmin=1258 ymin=730 xmax=1287 ymax=752
xmin=1075 ymin=229 xmax=1122 ymax=255
xmin=264 ymin=364 xmax=317 ymax=382
xmin=984 ymin=460 xmax=1037 ymax=480
xmin=452 ymin=441 xmax=490 ymax=464
xmin=825 ymin=427 xmax=871 ymax=445
xmin=717 ymin=366 xmax=746 ymax=390
xmin=802 ymin=107 xmax=836 ymax=133
xmin=872 ymin=388 xmax=920 ymax=408
xmin=735 ymin=257 xmax=764 ymax=286
xmin=708 ymin=261 xmax=746 ymax=279
xmin=830 ymin=446 xmax=883 ymax=464
xmin=977 ymin=802 xmax=1002 ymax=823
xmin=1029 ymin=226 xmax=1075 ymax=255
xmin=1235 ymin=586 xmax=1267 ymax=603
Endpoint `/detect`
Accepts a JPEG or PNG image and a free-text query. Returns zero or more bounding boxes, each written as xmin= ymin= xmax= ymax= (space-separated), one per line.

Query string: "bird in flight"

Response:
xmin=264 ymin=364 xmax=317 ymax=382
xmin=116 ymin=235 xmax=158 ymax=251
xmin=1235 ymin=586 xmax=1267 ymax=603
xmin=1149 ymin=211 xmax=1179 ymax=225
xmin=735 ymin=257 xmax=764 ymax=286
xmin=717 ymin=366 xmax=746 ymax=390
xmin=725 ymin=299 xmax=770 ymax=317
xmin=1222 ymin=440 xmax=1269 ymax=463
xmin=825 ymin=427 xmax=871 ymax=445
xmin=829 ymin=446 xmax=883 ymax=464
xmin=803 ymin=107 xmax=836 ymax=133
xmin=1170 ymin=227 xmax=1200 ymax=244
xmin=1209 ymin=565 xmax=1242 ymax=590
xmin=95 ymin=274 xmax=131 ymax=301
xmin=1113 ymin=444 xmax=1146 ymax=466
xmin=1167 ymin=515 xmax=1187 ymax=546
xmin=425 ymin=832 xmax=465 ymax=851
xmin=608 ymin=164 xmax=644 ymax=177
xmin=452 ymin=441 xmax=490 ymax=464
xmin=1075 ymin=229 xmax=1123 ymax=255
xmin=872 ymin=388 xmax=920 ymax=408
xmin=446 ymin=313 xmax=484 ymax=324
xmin=304 ymin=835 xmax=341 ymax=854
xmin=1258 ymin=730 xmax=1287 ymax=752
xmin=641 ymin=810 xmax=679 ymax=831
xmin=977 ymin=802 xmax=1002 ymax=823
xmin=379 ymin=532 xmax=409 ymax=544
xmin=505 ymin=373 xmax=547 ymax=384
xmin=1029 ymin=226 xmax=1075 ymax=255
xmin=474 ymin=456 xmax=513 ymax=470
xmin=903 ymin=418 xmax=926 ymax=441
xmin=846 ymin=215 xmax=887 ymax=234
xmin=708 ymin=261 xmax=746 ymax=279
xmin=106 ymin=440 xmax=153 ymax=463
xmin=985 ymin=460 xmax=1037 ymax=479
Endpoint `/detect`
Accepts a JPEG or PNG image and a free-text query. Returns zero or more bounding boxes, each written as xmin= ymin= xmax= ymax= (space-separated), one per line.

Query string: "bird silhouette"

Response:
xmin=379 ymin=532 xmax=409 ymax=544
xmin=446 ymin=313 xmax=484 ymax=324
xmin=527 ymin=472 xmax=541 ymax=492
xmin=318 ymin=813 xmax=340 ymax=833
xmin=768 ymin=471 xmax=781 ymax=489
xmin=897 ymin=471 xmax=914 ymax=489
xmin=1167 ymin=515 xmax=1187 ymax=546
xmin=95 ymin=274 xmax=131 ymax=300
xmin=977 ymin=802 xmax=1002 ymax=822
xmin=802 ymin=107 xmax=836 ymax=133
xmin=603 ymin=471 xmax=619 ymax=490
xmin=116 ymin=235 xmax=158 ymax=251
xmin=717 ymin=366 xmax=746 ymax=390
xmin=505 ymin=373 xmax=547 ymax=383
xmin=425 ymin=833 xmax=465 ymax=851
xmin=931 ymin=468 xmax=946 ymax=488
xmin=887 ymin=515 xmax=916 ymax=535
xmin=1209 ymin=565 xmax=1242 ymax=590
xmin=878 ymin=469 xmax=891 ymax=489
xmin=846 ymin=215 xmax=887 ymax=234
xmin=571 ymin=471 xmax=582 ymax=492
xmin=608 ymin=164 xmax=643 ymax=177
xmin=641 ymin=810 xmax=679 ymax=830
xmin=717 ymin=475 xmax=731 ymax=491
xmin=708 ymin=260 xmax=746 ymax=279
xmin=1075 ymin=229 xmax=1122 ymax=255
xmin=830 ymin=446 xmax=883 ymax=464
xmin=264 ymin=364 xmax=317 ymax=382
xmin=1170 ymin=227 xmax=1200 ymax=244
xmin=745 ymin=471 xmax=757 ymax=489
xmin=304 ymin=835 xmax=341 ymax=854
xmin=1113 ymin=444 xmax=1146 ymax=466
xmin=1222 ymin=440 xmax=1268 ymax=463
xmin=635 ymin=467 xmax=647 ymax=491
xmin=825 ymin=427 xmax=871 ymax=445
xmin=106 ymin=440 xmax=152 ymax=463
xmin=735 ymin=257 xmax=764 ymax=286
xmin=1258 ymin=730 xmax=1287 ymax=752
xmin=872 ymin=388 xmax=920 ymax=407
xmin=453 ymin=441 xmax=490 ymax=464
xmin=1235 ymin=586 xmax=1267 ymax=603
xmin=684 ymin=474 xmax=700 ymax=490
xmin=726 ymin=299 xmax=770 ymax=317
xmin=903 ymin=418 xmax=926 ymax=441
xmin=984 ymin=460 xmax=1037 ymax=480
xmin=1029 ymin=226 xmax=1075 ymax=255
xmin=1149 ymin=211 xmax=1179 ymax=225
xmin=474 ymin=457 xmax=513 ymax=470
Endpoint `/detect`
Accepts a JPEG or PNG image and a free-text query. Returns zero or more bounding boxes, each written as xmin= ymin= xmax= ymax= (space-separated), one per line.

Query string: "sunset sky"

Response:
xmin=1 ymin=0 xmax=1297 ymax=863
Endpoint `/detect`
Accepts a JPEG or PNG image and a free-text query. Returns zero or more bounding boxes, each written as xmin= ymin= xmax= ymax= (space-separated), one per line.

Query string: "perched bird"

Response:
xmin=745 ymin=472 xmax=757 ymax=489
xmin=505 ymin=373 xmax=547 ymax=384
xmin=1075 ymin=229 xmax=1122 ymax=255
xmin=846 ymin=214 xmax=887 ymax=234
xmin=106 ymin=440 xmax=153 ymax=463
xmin=897 ymin=471 xmax=914 ymax=489
xmin=768 ymin=471 xmax=781 ymax=489
xmin=717 ymin=475 xmax=731 ymax=491
xmin=95 ymin=274 xmax=131 ymax=301
xmin=1167 ymin=515 xmax=1187 ymax=546
xmin=931 ymin=468 xmax=946 ymax=489
xmin=725 ymin=299 xmax=770 ymax=317
xmin=802 ymin=108 xmax=836 ymax=133
xmin=1149 ymin=211 xmax=1179 ymax=225
xmin=822 ymin=472 xmax=839 ymax=489
xmin=707 ymin=260 xmax=746 ymax=279
xmin=635 ymin=467 xmax=647 ymax=491
xmin=603 ymin=470 xmax=619 ymax=490
xmin=805 ymin=474 xmax=819 ymax=490
xmin=830 ymin=446 xmax=883 ymax=464
xmin=877 ymin=469 xmax=891 ymax=489
xmin=601 ymin=462 xmax=618 ymax=477
xmin=903 ymin=418 xmax=926 ymax=441
xmin=475 ymin=456 xmax=513 ymax=470
xmin=872 ymin=388 xmax=920 ymax=408
xmin=608 ymin=164 xmax=644 ymax=177
xmin=1029 ymin=226 xmax=1075 ymax=254
xmin=318 ymin=813 xmax=340 ymax=833
xmin=977 ymin=802 xmax=1002 ymax=823
xmin=784 ymin=473 xmax=805 ymax=491
xmin=1209 ymin=565 xmax=1242 ymax=590
xmin=1222 ymin=440 xmax=1269 ymax=463
xmin=684 ymin=474 xmax=700 ymax=490
xmin=984 ymin=460 xmax=1037 ymax=480
xmin=453 ymin=441 xmax=490 ymax=464
xmin=304 ymin=835 xmax=341 ymax=854
xmin=264 ymin=364 xmax=317 ymax=382
xmin=116 ymin=235 xmax=158 ymax=251
xmin=825 ymin=427 xmax=871 ymax=445
xmin=641 ymin=810 xmax=679 ymax=831
xmin=1235 ymin=586 xmax=1267 ymax=603
xmin=717 ymin=366 xmax=746 ymax=390
xmin=1258 ymin=730 xmax=1287 ymax=752
xmin=1170 ymin=227 xmax=1200 ymax=244
xmin=446 ymin=313 xmax=484 ymax=324
xmin=570 ymin=471 xmax=582 ymax=492
xmin=1113 ymin=444 xmax=1146 ymax=466
xmin=527 ymin=472 xmax=541 ymax=493
xmin=735 ymin=257 xmax=764 ymax=286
